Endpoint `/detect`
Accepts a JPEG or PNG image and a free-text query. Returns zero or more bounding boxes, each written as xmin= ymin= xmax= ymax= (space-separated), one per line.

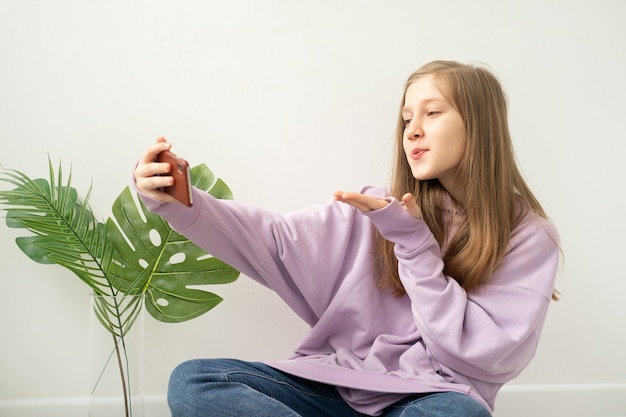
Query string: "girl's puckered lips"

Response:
xmin=410 ymin=148 xmax=427 ymax=159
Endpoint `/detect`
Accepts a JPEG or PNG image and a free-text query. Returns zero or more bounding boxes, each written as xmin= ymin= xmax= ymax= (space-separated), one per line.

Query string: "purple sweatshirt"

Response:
xmin=141 ymin=185 xmax=559 ymax=415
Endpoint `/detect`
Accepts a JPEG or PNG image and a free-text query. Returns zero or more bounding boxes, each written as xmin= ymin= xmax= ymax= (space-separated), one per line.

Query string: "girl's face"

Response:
xmin=402 ymin=75 xmax=466 ymax=200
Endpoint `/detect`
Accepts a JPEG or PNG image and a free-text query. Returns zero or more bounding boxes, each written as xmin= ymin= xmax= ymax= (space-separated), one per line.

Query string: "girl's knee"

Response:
xmin=168 ymin=359 xmax=225 ymax=416
xmin=451 ymin=393 xmax=491 ymax=417
xmin=170 ymin=359 xmax=202 ymax=383
xmin=395 ymin=392 xmax=491 ymax=417
xmin=168 ymin=361 xmax=195 ymax=414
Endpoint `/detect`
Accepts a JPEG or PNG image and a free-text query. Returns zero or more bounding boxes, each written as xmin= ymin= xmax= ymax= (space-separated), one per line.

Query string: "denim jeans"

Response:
xmin=167 ymin=358 xmax=491 ymax=417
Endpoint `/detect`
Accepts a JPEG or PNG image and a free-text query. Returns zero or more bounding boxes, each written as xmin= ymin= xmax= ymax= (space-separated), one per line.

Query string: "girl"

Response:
xmin=133 ymin=60 xmax=559 ymax=417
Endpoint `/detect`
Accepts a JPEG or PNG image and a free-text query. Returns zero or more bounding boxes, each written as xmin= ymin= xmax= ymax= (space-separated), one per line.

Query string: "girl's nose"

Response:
xmin=406 ymin=121 xmax=423 ymax=139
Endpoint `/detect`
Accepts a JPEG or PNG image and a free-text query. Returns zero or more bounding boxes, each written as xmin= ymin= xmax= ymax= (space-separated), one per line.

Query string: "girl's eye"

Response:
xmin=403 ymin=119 xmax=412 ymax=128
xmin=426 ymin=111 xmax=440 ymax=117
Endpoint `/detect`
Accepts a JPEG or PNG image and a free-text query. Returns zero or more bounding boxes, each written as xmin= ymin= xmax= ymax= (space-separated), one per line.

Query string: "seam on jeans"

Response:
xmin=223 ymin=370 xmax=350 ymax=405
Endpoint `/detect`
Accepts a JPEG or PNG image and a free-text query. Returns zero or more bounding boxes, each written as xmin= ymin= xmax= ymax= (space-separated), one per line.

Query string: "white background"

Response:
xmin=1 ymin=0 xmax=625 ymax=415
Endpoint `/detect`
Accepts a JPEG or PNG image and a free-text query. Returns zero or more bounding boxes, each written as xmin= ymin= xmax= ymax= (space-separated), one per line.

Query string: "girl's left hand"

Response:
xmin=333 ymin=191 xmax=388 ymax=212
xmin=333 ymin=191 xmax=422 ymax=219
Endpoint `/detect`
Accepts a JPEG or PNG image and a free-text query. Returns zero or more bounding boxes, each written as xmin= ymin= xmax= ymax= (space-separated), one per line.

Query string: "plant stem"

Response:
xmin=113 ymin=333 xmax=130 ymax=417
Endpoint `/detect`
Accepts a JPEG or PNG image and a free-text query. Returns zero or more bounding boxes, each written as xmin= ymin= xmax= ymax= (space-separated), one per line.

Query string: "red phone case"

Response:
xmin=156 ymin=150 xmax=193 ymax=207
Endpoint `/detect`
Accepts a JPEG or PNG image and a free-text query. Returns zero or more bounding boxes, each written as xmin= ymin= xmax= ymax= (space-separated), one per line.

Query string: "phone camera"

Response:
xmin=177 ymin=163 xmax=183 ymax=172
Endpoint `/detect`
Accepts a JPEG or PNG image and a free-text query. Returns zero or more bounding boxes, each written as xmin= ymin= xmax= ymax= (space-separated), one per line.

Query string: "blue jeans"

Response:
xmin=168 ymin=358 xmax=491 ymax=417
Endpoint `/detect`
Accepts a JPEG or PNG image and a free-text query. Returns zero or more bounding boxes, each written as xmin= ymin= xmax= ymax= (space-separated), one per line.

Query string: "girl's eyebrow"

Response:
xmin=402 ymin=97 xmax=448 ymax=113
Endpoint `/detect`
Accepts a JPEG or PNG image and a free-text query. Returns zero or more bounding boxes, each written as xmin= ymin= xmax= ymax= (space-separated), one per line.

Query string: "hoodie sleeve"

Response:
xmin=140 ymin=186 xmax=366 ymax=326
xmin=365 ymin=196 xmax=559 ymax=384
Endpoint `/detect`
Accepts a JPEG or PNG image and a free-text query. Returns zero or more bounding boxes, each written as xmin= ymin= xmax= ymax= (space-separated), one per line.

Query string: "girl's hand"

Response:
xmin=133 ymin=137 xmax=179 ymax=203
xmin=333 ymin=191 xmax=422 ymax=220
xmin=333 ymin=191 xmax=389 ymax=212
xmin=400 ymin=192 xmax=422 ymax=219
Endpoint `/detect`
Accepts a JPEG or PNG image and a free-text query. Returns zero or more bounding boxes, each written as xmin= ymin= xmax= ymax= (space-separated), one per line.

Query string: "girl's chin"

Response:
xmin=410 ymin=169 xmax=431 ymax=181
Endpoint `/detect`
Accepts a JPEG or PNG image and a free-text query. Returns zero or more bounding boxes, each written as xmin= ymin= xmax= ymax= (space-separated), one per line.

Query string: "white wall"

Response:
xmin=1 ymin=0 xmax=625 ymax=415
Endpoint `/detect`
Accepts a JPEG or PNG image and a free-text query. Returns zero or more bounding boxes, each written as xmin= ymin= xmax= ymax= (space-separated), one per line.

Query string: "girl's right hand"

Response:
xmin=133 ymin=137 xmax=179 ymax=204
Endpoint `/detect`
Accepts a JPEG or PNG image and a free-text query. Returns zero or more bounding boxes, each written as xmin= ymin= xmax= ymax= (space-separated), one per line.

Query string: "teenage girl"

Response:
xmin=133 ymin=60 xmax=559 ymax=417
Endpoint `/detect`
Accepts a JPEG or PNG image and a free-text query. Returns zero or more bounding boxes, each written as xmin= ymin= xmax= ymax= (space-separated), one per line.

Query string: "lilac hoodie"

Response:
xmin=141 ymin=185 xmax=559 ymax=415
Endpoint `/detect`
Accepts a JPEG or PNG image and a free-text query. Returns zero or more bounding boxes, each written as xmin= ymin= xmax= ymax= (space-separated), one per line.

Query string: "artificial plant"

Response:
xmin=0 ymin=158 xmax=240 ymax=416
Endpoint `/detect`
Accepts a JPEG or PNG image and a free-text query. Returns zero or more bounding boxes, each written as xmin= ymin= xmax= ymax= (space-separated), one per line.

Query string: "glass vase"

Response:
xmin=89 ymin=293 xmax=145 ymax=417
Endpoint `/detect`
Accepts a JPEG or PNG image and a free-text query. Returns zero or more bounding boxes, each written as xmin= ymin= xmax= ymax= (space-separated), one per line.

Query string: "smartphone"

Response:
xmin=155 ymin=150 xmax=193 ymax=207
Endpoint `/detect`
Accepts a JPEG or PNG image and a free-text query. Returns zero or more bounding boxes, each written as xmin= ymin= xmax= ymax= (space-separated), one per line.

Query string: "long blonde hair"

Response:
xmin=375 ymin=60 xmax=549 ymax=296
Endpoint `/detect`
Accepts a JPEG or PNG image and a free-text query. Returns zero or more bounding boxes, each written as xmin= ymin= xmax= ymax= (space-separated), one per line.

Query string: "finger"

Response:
xmin=334 ymin=191 xmax=370 ymax=206
xmin=136 ymin=159 xmax=172 ymax=178
xmin=334 ymin=191 xmax=388 ymax=212
xmin=401 ymin=193 xmax=423 ymax=219
xmin=333 ymin=191 xmax=368 ymax=211
xmin=138 ymin=137 xmax=172 ymax=165
xmin=333 ymin=193 xmax=365 ymax=211
xmin=137 ymin=173 xmax=173 ymax=190
xmin=138 ymin=187 xmax=178 ymax=204
xmin=333 ymin=190 xmax=353 ymax=202
xmin=135 ymin=138 xmax=172 ymax=177
xmin=343 ymin=200 xmax=372 ymax=212
xmin=134 ymin=138 xmax=174 ymax=191
xmin=134 ymin=173 xmax=168 ymax=198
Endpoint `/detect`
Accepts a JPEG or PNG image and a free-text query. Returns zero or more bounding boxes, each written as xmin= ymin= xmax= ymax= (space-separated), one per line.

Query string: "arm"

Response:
xmin=134 ymin=140 xmax=367 ymax=325
xmin=361 ymin=197 xmax=559 ymax=383
xmin=140 ymin=187 xmax=368 ymax=326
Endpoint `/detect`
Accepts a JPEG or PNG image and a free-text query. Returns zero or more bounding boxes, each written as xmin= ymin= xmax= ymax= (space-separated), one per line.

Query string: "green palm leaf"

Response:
xmin=0 ymin=160 xmax=114 ymax=294
xmin=92 ymin=293 xmax=143 ymax=338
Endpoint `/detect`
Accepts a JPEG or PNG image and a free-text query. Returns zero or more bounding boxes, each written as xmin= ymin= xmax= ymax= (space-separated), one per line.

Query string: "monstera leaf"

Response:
xmin=106 ymin=164 xmax=240 ymax=323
